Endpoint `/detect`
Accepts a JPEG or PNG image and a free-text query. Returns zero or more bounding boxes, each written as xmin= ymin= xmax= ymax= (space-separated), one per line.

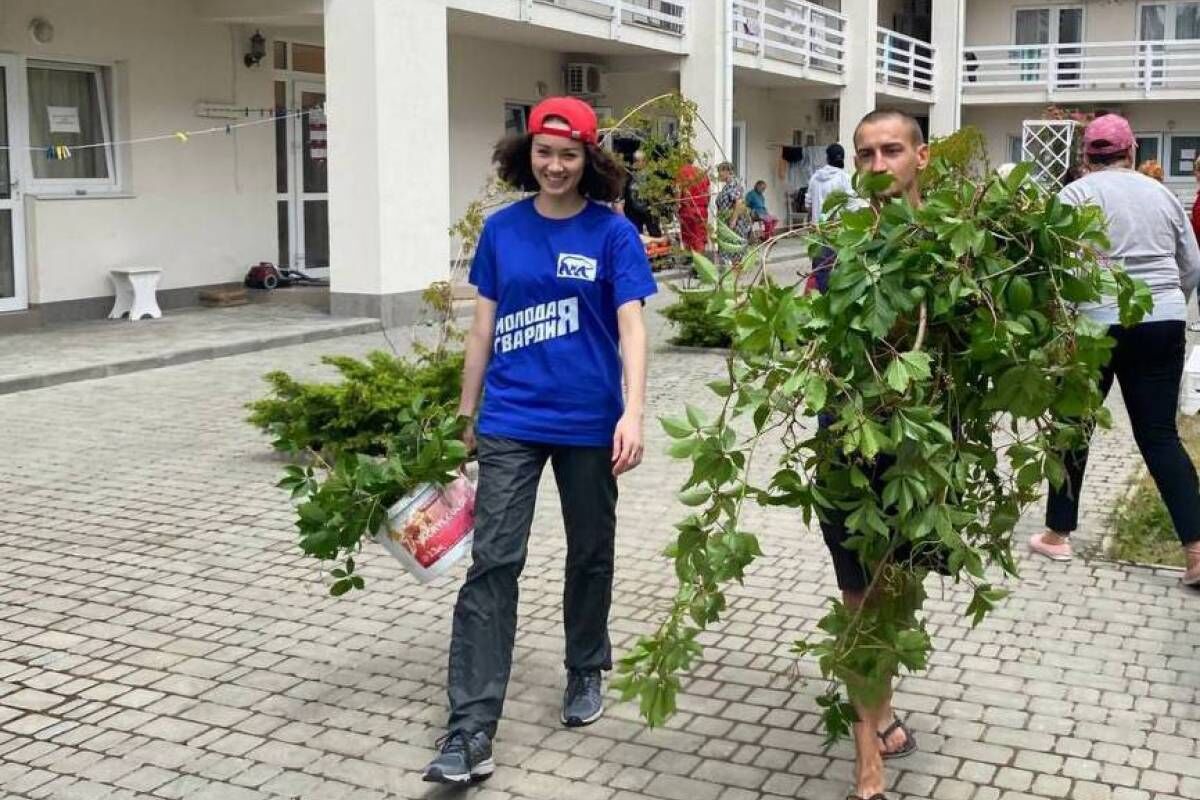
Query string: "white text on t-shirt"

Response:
xmin=493 ymin=297 xmax=580 ymax=355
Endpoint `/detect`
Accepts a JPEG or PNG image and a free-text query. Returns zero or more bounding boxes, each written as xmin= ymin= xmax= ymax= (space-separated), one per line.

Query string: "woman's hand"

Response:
xmin=457 ymin=414 xmax=477 ymax=455
xmin=611 ymin=411 xmax=644 ymax=476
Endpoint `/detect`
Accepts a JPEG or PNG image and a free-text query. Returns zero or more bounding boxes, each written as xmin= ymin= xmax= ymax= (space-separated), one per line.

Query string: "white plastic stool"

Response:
xmin=1182 ymin=345 xmax=1200 ymax=415
xmin=109 ymin=269 xmax=163 ymax=321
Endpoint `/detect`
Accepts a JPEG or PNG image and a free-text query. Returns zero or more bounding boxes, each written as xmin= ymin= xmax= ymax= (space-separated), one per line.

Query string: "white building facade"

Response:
xmin=0 ymin=0 xmax=1193 ymax=329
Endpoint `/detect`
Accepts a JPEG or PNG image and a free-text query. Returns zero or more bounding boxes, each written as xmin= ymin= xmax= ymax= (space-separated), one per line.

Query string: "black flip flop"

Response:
xmin=878 ymin=717 xmax=918 ymax=760
xmin=846 ymin=794 xmax=890 ymax=800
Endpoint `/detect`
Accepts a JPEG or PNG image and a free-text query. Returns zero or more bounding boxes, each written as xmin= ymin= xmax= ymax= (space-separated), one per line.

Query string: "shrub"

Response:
xmin=660 ymin=287 xmax=733 ymax=349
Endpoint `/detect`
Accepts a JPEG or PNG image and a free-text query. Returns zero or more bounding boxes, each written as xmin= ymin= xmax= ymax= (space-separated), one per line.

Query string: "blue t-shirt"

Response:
xmin=746 ymin=189 xmax=767 ymax=216
xmin=470 ymin=198 xmax=657 ymax=446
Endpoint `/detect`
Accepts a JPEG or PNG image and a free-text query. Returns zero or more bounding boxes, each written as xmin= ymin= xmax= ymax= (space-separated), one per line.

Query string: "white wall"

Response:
xmin=0 ymin=0 xmax=281 ymax=305
xmin=965 ymin=0 xmax=1138 ymax=47
xmin=964 ymin=100 xmax=1200 ymax=204
xmin=447 ymin=35 xmax=562 ymax=235
xmin=733 ymin=86 xmax=829 ymax=219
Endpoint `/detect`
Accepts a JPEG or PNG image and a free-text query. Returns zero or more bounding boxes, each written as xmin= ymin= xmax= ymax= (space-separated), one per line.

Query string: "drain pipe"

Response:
xmin=723 ymin=0 xmax=733 ymax=158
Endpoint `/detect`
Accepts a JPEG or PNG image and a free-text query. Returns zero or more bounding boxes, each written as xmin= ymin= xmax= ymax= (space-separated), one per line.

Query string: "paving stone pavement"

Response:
xmin=1 ymin=287 xmax=1197 ymax=800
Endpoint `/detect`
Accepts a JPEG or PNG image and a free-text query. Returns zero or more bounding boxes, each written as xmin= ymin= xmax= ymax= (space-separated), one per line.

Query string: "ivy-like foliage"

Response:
xmin=613 ymin=160 xmax=1153 ymax=741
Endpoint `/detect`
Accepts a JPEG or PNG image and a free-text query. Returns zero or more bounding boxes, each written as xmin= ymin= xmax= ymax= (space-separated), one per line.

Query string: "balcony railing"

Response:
xmin=732 ymin=0 xmax=847 ymax=75
xmin=534 ymin=0 xmax=687 ymax=35
xmin=963 ymin=39 xmax=1200 ymax=94
xmin=877 ymin=27 xmax=934 ymax=95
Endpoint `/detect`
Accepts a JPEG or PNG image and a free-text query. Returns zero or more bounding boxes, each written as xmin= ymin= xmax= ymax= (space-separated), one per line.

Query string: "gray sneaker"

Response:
xmin=561 ymin=669 xmax=604 ymax=727
xmin=421 ymin=730 xmax=494 ymax=784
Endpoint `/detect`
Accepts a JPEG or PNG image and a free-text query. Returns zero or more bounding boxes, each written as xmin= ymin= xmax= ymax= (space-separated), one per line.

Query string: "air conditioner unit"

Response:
xmin=819 ymin=99 xmax=839 ymax=124
xmin=564 ymin=63 xmax=605 ymax=97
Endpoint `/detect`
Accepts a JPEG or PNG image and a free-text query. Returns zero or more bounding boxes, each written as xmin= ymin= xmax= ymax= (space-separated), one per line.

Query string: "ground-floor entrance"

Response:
xmin=274 ymin=42 xmax=329 ymax=277
xmin=0 ymin=53 xmax=28 ymax=313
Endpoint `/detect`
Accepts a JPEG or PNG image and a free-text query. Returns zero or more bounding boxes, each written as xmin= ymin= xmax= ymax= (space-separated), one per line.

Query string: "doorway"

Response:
xmin=1014 ymin=6 xmax=1084 ymax=88
xmin=274 ymin=42 xmax=328 ymax=276
xmin=0 ymin=54 xmax=28 ymax=313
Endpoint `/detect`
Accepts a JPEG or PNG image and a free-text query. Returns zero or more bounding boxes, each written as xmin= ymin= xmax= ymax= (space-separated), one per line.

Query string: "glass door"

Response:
xmin=1014 ymin=7 xmax=1083 ymax=86
xmin=275 ymin=78 xmax=328 ymax=276
xmin=1014 ymin=9 xmax=1050 ymax=83
xmin=293 ymin=82 xmax=328 ymax=275
xmin=0 ymin=54 xmax=28 ymax=313
xmin=1055 ymin=8 xmax=1084 ymax=88
xmin=1140 ymin=4 xmax=1167 ymax=85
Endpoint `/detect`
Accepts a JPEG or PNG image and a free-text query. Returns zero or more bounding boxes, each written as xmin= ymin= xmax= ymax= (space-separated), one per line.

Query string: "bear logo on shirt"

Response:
xmin=556 ymin=253 xmax=598 ymax=282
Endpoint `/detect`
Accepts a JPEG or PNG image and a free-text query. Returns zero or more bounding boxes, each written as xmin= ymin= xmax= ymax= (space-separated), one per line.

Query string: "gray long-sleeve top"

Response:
xmin=1058 ymin=168 xmax=1200 ymax=325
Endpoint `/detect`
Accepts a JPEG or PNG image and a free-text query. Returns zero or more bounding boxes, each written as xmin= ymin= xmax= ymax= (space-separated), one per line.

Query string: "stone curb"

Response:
xmin=0 ymin=319 xmax=383 ymax=396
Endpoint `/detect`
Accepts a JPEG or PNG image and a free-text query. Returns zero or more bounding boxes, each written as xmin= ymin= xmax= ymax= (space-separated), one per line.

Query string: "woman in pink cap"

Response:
xmin=1030 ymin=114 xmax=1200 ymax=589
xmin=422 ymin=97 xmax=658 ymax=784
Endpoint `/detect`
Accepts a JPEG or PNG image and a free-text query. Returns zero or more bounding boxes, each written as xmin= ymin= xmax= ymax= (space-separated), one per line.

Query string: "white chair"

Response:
xmin=109 ymin=269 xmax=163 ymax=321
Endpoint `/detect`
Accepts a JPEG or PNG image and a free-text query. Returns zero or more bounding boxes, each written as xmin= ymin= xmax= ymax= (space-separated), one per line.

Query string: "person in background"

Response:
xmin=1190 ymin=156 xmax=1200 ymax=332
xmin=1029 ymin=114 xmax=1200 ymax=589
xmin=676 ymin=163 xmax=710 ymax=254
xmin=715 ymin=162 xmax=752 ymax=264
xmin=806 ymin=142 xmax=854 ymax=224
xmin=746 ymin=179 xmax=779 ymax=239
xmin=621 ymin=149 xmax=662 ymax=237
xmin=715 ymin=161 xmax=751 ymax=240
xmin=805 ymin=143 xmax=855 ymax=292
xmin=1138 ymin=158 xmax=1165 ymax=182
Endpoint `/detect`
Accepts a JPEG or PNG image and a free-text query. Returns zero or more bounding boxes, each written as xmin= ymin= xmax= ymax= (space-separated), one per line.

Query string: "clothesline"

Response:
xmin=0 ymin=107 xmax=319 ymax=153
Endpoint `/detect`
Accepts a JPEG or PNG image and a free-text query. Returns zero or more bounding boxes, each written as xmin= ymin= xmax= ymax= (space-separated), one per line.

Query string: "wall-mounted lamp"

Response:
xmin=244 ymin=30 xmax=267 ymax=68
xmin=28 ymin=17 xmax=55 ymax=45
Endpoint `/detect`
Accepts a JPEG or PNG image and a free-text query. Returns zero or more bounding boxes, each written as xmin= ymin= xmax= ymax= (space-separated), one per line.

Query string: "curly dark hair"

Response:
xmin=493 ymin=133 xmax=627 ymax=202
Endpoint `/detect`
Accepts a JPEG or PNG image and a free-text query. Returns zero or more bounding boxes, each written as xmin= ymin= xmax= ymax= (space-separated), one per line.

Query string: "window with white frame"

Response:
xmin=26 ymin=61 xmax=117 ymax=192
xmin=1167 ymin=133 xmax=1200 ymax=178
xmin=504 ymin=102 xmax=532 ymax=136
xmin=1138 ymin=2 xmax=1200 ymax=40
xmin=1008 ymin=134 xmax=1023 ymax=164
xmin=1135 ymin=133 xmax=1163 ymax=168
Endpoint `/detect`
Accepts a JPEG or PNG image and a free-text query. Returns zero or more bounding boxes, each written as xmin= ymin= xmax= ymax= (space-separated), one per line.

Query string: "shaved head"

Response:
xmin=853 ymin=109 xmax=924 ymax=149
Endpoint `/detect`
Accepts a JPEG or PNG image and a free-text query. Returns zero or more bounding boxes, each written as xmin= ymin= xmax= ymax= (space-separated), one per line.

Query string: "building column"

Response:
xmin=680 ymin=0 xmax=731 ymax=163
xmin=326 ymin=0 xmax=450 ymax=325
xmin=837 ymin=0 xmax=877 ymax=151
xmin=929 ymin=0 xmax=963 ymax=138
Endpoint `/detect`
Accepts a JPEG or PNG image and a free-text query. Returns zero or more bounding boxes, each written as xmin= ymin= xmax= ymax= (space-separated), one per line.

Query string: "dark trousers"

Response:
xmin=1046 ymin=320 xmax=1200 ymax=545
xmin=447 ymin=436 xmax=618 ymax=739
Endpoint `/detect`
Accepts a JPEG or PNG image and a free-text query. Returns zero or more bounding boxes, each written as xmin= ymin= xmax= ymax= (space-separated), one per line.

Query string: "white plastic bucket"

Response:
xmin=374 ymin=472 xmax=476 ymax=583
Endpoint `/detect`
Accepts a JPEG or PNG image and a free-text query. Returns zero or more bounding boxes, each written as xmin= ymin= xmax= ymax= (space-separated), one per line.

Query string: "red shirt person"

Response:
xmin=676 ymin=164 xmax=710 ymax=253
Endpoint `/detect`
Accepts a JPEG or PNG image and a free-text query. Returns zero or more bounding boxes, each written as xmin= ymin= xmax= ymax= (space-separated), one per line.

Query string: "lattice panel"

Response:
xmin=1021 ymin=120 xmax=1079 ymax=190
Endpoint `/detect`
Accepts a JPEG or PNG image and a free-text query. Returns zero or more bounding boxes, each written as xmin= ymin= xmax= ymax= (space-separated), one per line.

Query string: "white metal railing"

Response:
xmin=534 ymin=0 xmax=687 ymax=36
xmin=963 ymin=39 xmax=1200 ymax=93
xmin=876 ymin=27 xmax=935 ymax=94
xmin=732 ymin=0 xmax=847 ymax=75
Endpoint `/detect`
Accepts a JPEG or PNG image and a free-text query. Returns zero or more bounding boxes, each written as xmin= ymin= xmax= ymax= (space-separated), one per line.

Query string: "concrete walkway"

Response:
xmin=0 ymin=304 xmax=381 ymax=396
xmin=0 ymin=282 xmax=1195 ymax=800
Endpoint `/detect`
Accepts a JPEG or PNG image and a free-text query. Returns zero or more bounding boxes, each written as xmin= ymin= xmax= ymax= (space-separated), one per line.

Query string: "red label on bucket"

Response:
xmin=389 ymin=478 xmax=475 ymax=568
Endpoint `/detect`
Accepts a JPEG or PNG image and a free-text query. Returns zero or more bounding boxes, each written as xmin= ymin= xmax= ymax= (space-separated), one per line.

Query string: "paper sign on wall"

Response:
xmin=308 ymin=109 xmax=327 ymax=161
xmin=47 ymin=106 xmax=81 ymax=134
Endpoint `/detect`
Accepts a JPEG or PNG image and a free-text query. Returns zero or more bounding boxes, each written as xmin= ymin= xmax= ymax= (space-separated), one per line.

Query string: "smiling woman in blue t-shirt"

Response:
xmin=423 ymin=97 xmax=657 ymax=785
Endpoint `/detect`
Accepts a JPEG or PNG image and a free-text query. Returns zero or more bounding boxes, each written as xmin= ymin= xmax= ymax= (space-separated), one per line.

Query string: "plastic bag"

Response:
xmin=374 ymin=469 xmax=476 ymax=583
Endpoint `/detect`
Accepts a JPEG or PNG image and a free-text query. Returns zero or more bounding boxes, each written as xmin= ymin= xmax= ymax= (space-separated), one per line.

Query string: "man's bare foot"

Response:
xmin=852 ymin=720 xmax=886 ymax=799
xmin=877 ymin=718 xmax=916 ymax=758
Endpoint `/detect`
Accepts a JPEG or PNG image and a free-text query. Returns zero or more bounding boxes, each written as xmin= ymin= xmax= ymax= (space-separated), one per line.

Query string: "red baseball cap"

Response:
xmin=1083 ymin=114 xmax=1135 ymax=156
xmin=527 ymin=97 xmax=598 ymax=145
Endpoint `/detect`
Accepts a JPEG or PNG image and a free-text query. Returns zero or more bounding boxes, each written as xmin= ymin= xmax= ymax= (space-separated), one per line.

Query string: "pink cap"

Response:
xmin=1083 ymin=114 xmax=1135 ymax=156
